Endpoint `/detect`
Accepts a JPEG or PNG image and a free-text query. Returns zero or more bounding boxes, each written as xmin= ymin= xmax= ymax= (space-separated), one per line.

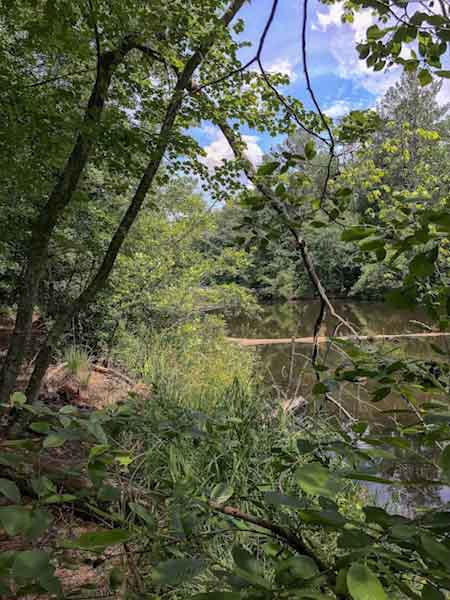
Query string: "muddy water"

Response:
xmin=228 ymin=301 xmax=450 ymax=515
xmin=228 ymin=300 xmax=447 ymax=410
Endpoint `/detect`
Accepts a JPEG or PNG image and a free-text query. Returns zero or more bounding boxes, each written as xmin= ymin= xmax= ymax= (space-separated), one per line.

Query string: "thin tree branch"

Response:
xmin=192 ymin=0 xmax=326 ymax=144
xmin=205 ymin=112 xmax=358 ymax=337
xmin=301 ymin=0 xmax=334 ymax=146
xmin=208 ymin=501 xmax=338 ymax=589
xmin=300 ymin=0 xmax=337 ymax=209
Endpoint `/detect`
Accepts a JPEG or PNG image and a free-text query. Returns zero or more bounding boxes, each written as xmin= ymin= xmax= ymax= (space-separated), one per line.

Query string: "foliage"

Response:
xmin=1 ymin=1 xmax=450 ymax=599
xmin=113 ymin=316 xmax=256 ymax=410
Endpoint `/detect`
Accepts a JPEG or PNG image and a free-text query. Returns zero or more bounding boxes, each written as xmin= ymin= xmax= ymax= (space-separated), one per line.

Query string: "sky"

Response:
xmin=200 ymin=0 xmax=450 ymax=170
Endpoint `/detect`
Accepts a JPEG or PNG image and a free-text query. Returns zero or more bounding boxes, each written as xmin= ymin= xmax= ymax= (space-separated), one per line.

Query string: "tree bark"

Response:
xmin=25 ymin=0 xmax=247 ymax=403
xmin=0 ymin=39 xmax=136 ymax=403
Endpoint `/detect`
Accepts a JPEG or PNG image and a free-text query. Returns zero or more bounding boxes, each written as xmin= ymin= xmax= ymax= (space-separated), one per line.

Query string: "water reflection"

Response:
xmin=229 ymin=300 xmax=448 ymax=414
xmin=228 ymin=301 xmax=450 ymax=513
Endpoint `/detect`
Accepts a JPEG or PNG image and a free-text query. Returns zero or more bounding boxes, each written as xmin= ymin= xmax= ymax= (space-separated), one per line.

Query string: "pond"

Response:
xmin=227 ymin=300 xmax=450 ymax=515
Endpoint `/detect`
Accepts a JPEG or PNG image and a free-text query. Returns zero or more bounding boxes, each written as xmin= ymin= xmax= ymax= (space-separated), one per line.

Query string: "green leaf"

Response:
xmin=0 ymin=452 xmax=22 ymax=468
xmin=62 ymin=529 xmax=132 ymax=551
xmin=59 ymin=405 xmax=79 ymax=415
xmin=385 ymin=288 xmax=416 ymax=309
xmin=420 ymin=533 xmax=450 ymax=567
xmin=11 ymin=550 xmax=52 ymax=580
xmin=257 ymin=161 xmax=279 ymax=176
xmin=87 ymin=419 xmax=108 ymax=444
xmin=232 ymin=545 xmax=263 ymax=575
xmin=428 ymin=210 xmax=450 ymax=232
xmin=29 ymin=421 xmax=51 ymax=434
xmin=367 ymin=25 xmax=385 ymax=40
xmin=193 ymin=594 xmax=242 ymax=599
xmin=0 ymin=550 xmax=16 ymax=579
xmin=0 ymin=479 xmax=21 ymax=503
xmin=435 ymin=70 xmax=450 ymax=79
xmin=43 ymin=432 xmax=75 ymax=448
xmin=422 ymin=583 xmax=445 ymax=599
xmin=336 ymin=568 xmax=349 ymax=595
xmin=210 ymin=483 xmax=234 ymax=504
xmin=27 ymin=509 xmax=53 ymax=541
xmin=313 ymin=382 xmax=328 ymax=395
xmin=341 ymin=472 xmax=394 ymax=485
xmin=231 ymin=545 xmax=272 ymax=588
xmin=0 ymin=506 xmax=31 ymax=536
xmin=389 ymin=524 xmax=418 ymax=540
xmin=299 ymin=509 xmax=346 ymax=528
xmin=88 ymin=444 xmax=110 ymax=461
xmin=347 ymin=563 xmax=387 ymax=600
xmin=360 ymin=238 xmax=385 ymax=252
xmin=439 ymin=444 xmax=450 ymax=478
xmin=98 ymin=484 xmax=121 ymax=502
xmin=363 ymin=506 xmax=397 ymax=529
xmin=338 ymin=530 xmax=373 ymax=549
xmin=263 ymin=491 xmax=304 ymax=508
xmin=304 ymin=140 xmax=316 ymax=160
xmin=129 ymin=502 xmax=155 ymax=528
xmin=10 ymin=392 xmax=27 ymax=407
xmin=409 ymin=252 xmax=435 ymax=278
xmin=43 ymin=493 xmax=77 ymax=504
xmin=152 ymin=558 xmax=207 ymax=586
xmin=418 ymin=69 xmax=433 ymax=86
xmin=296 ymin=462 xmax=340 ymax=498
xmin=342 ymin=226 xmax=374 ymax=242
xmin=276 ymin=555 xmax=319 ymax=582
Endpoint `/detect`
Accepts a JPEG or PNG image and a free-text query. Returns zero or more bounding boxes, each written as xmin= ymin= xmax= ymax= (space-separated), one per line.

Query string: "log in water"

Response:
xmin=227 ymin=332 xmax=450 ymax=346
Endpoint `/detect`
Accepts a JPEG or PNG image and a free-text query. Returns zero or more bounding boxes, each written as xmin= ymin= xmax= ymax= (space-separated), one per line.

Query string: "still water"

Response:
xmin=228 ymin=301 xmax=450 ymax=515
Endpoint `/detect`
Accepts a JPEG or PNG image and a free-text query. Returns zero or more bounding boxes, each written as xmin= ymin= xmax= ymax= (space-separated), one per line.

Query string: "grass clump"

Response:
xmin=63 ymin=345 xmax=91 ymax=387
xmin=113 ymin=315 xmax=256 ymax=411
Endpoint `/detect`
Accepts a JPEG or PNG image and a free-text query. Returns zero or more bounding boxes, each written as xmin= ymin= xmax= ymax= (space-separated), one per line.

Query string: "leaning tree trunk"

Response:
xmin=25 ymin=0 xmax=247 ymax=403
xmin=0 ymin=40 xmax=135 ymax=403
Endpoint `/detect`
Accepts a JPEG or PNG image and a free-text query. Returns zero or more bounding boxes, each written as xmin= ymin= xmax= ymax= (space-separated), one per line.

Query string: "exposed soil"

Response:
xmin=0 ymin=316 xmax=150 ymax=598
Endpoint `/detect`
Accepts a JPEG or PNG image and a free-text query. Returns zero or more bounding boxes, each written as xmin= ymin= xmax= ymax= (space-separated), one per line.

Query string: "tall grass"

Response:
xmin=63 ymin=345 xmax=91 ymax=387
xmin=113 ymin=315 xmax=257 ymax=411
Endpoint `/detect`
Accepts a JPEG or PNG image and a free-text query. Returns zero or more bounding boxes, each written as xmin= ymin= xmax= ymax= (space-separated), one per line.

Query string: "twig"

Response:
xmin=300 ymin=0 xmax=337 ymax=208
xmin=325 ymin=393 xmax=356 ymax=422
xmin=208 ymin=501 xmax=329 ymax=573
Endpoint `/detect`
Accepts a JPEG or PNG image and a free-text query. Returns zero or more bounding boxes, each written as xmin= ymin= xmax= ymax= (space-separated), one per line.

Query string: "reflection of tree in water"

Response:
xmin=228 ymin=301 xmax=449 ymax=513
xmin=368 ymin=441 xmax=443 ymax=517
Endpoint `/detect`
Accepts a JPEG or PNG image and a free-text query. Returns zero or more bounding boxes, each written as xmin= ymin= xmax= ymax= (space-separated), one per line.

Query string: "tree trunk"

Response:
xmin=24 ymin=0 xmax=247 ymax=402
xmin=0 ymin=40 xmax=135 ymax=402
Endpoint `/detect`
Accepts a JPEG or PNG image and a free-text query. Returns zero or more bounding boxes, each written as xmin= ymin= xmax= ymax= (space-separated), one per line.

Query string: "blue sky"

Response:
xmin=200 ymin=0 xmax=449 ymax=169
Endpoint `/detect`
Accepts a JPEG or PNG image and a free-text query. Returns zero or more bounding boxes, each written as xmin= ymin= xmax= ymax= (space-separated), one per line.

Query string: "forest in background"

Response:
xmin=0 ymin=0 xmax=450 ymax=598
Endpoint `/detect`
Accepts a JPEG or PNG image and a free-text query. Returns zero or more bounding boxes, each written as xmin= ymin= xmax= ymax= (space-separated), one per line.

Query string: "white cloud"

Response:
xmin=324 ymin=100 xmax=353 ymax=119
xmin=203 ymin=129 xmax=263 ymax=171
xmin=437 ymin=79 xmax=450 ymax=107
xmin=202 ymin=124 xmax=218 ymax=138
xmin=315 ymin=2 xmax=400 ymax=97
xmin=317 ymin=3 xmax=345 ymax=29
xmin=267 ymin=58 xmax=298 ymax=82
